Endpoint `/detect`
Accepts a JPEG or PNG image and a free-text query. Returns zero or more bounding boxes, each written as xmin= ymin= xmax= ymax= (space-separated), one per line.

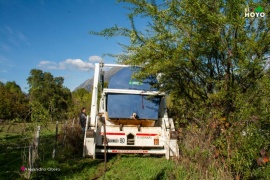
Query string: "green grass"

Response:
xmin=0 ymin=129 xmax=30 ymax=179
xmin=103 ymin=155 xmax=176 ymax=180
xmin=0 ymin=122 xmax=183 ymax=180
xmin=29 ymin=155 xmax=181 ymax=180
xmin=0 ymin=122 xmax=60 ymax=179
xmin=31 ymin=158 xmax=103 ymax=180
xmin=0 ymin=122 xmax=231 ymax=180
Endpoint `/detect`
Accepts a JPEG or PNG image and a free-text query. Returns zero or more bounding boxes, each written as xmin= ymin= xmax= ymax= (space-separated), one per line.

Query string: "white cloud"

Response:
xmin=37 ymin=61 xmax=58 ymax=70
xmin=89 ymin=55 xmax=103 ymax=62
xmin=37 ymin=57 xmax=97 ymax=71
xmin=60 ymin=59 xmax=94 ymax=71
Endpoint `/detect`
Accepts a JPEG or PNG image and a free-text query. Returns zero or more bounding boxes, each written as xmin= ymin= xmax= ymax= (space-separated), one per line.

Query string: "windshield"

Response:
xmin=107 ymin=94 xmax=161 ymax=120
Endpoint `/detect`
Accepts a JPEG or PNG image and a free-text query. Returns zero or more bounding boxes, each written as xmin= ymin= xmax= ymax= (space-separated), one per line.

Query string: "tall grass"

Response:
xmin=1 ymin=121 xmax=260 ymax=180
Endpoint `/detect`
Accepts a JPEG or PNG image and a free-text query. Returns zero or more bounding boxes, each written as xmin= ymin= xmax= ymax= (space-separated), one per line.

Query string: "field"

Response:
xmin=2 ymin=120 xmax=269 ymax=180
xmin=2 ymin=121 xmax=248 ymax=179
xmin=0 ymin=122 xmax=191 ymax=180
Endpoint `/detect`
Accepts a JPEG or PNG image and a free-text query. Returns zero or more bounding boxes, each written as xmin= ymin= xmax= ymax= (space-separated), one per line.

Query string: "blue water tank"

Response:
xmin=107 ymin=67 xmax=160 ymax=120
xmin=108 ymin=67 xmax=157 ymax=90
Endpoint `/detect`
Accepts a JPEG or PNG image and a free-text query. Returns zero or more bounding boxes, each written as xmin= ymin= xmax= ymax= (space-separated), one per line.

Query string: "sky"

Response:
xmin=0 ymin=0 xmax=134 ymax=92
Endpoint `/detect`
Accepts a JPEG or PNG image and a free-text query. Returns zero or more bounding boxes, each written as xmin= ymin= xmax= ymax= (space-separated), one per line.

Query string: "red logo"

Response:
xmin=20 ymin=166 xmax=26 ymax=172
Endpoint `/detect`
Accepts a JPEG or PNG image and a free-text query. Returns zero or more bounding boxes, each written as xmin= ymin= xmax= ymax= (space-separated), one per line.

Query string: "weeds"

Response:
xmin=1 ymin=120 xmax=269 ymax=179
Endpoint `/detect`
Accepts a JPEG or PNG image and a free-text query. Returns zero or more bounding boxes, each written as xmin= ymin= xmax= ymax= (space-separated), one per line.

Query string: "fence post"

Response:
xmin=63 ymin=121 xmax=67 ymax=145
xmin=34 ymin=126 xmax=40 ymax=157
xmin=71 ymin=118 xmax=75 ymax=134
xmin=72 ymin=118 xmax=75 ymax=128
xmin=31 ymin=126 xmax=40 ymax=168
xmin=26 ymin=145 xmax=32 ymax=179
xmin=52 ymin=121 xmax=58 ymax=159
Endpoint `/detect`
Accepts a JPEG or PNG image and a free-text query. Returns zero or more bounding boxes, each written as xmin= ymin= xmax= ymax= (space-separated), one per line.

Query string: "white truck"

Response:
xmin=83 ymin=63 xmax=179 ymax=159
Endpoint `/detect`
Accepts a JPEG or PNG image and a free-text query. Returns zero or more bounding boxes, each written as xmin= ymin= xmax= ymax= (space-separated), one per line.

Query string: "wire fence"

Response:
xmin=0 ymin=119 xmax=83 ymax=179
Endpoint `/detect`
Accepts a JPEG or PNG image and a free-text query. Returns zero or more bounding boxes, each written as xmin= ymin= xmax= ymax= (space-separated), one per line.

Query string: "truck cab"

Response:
xmin=83 ymin=63 xmax=179 ymax=159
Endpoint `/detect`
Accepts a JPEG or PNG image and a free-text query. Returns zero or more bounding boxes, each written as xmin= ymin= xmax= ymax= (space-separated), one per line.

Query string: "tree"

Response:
xmin=90 ymin=0 xmax=270 ymax=178
xmin=27 ymin=69 xmax=72 ymax=122
xmin=0 ymin=81 xmax=29 ymax=120
xmin=93 ymin=0 xmax=269 ymax=120
xmin=69 ymin=88 xmax=92 ymax=119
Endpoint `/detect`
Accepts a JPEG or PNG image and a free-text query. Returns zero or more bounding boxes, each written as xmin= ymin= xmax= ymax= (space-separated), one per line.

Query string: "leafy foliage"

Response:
xmin=0 ymin=81 xmax=29 ymax=120
xmin=27 ymin=69 xmax=72 ymax=122
xmin=69 ymin=88 xmax=92 ymax=119
xmin=90 ymin=0 xmax=270 ymax=178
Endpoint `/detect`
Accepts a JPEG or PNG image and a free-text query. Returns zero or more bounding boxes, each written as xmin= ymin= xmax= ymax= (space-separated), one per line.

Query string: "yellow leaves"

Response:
xmin=220 ymin=117 xmax=226 ymax=122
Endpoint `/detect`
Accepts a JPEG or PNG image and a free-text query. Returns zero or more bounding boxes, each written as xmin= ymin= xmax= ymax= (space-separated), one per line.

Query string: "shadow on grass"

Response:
xmin=0 ymin=148 xmax=25 ymax=180
xmin=32 ymin=158 xmax=104 ymax=180
xmin=0 ymin=134 xmax=31 ymax=180
xmin=155 ymin=167 xmax=176 ymax=180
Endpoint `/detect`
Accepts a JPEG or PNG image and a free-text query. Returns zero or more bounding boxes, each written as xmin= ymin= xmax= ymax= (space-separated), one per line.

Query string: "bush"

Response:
xmin=57 ymin=120 xmax=83 ymax=160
